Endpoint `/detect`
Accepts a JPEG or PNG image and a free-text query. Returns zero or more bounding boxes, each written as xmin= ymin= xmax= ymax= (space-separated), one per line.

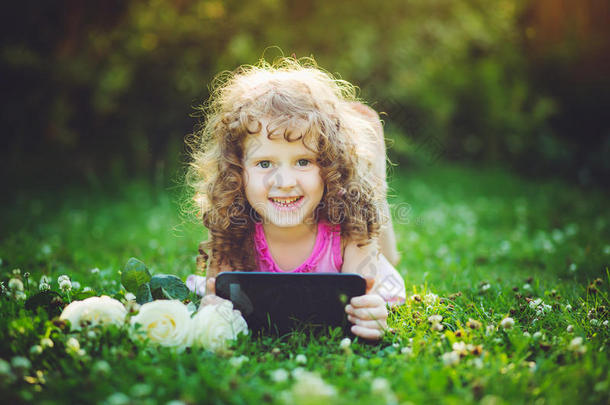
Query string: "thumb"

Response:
xmin=206 ymin=277 xmax=216 ymax=295
xmin=365 ymin=277 xmax=375 ymax=294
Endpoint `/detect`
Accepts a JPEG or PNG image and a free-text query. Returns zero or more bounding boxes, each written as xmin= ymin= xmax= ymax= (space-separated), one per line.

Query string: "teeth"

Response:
xmin=270 ymin=197 xmax=300 ymax=205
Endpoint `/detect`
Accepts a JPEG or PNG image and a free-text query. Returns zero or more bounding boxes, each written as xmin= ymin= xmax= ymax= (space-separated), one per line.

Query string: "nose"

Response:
xmin=265 ymin=165 xmax=297 ymax=189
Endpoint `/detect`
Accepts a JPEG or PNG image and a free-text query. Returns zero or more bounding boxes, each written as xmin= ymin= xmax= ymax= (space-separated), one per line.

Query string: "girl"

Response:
xmin=186 ymin=57 xmax=406 ymax=341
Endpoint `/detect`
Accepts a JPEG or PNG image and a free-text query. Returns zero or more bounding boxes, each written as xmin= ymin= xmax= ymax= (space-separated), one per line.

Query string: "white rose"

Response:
xmin=191 ymin=301 xmax=248 ymax=352
xmin=130 ymin=300 xmax=192 ymax=349
xmin=60 ymin=296 xmax=127 ymax=330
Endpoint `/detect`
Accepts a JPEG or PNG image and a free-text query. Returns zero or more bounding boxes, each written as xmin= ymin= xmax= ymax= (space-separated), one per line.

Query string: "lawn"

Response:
xmin=1 ymin=162 xmax=608 ymax=404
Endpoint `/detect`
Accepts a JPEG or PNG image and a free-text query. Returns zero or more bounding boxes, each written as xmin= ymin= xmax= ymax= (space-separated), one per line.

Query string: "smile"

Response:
xmin=268 ymin=196 xmax=304 ymax=209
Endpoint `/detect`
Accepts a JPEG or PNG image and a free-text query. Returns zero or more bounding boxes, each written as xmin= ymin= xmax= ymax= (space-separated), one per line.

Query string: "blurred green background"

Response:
xmin=1 ymin=0 xmax=609 ymax=191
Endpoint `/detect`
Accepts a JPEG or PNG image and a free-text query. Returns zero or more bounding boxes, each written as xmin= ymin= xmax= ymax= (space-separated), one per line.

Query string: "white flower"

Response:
xmin=191 ymin=300 xmax=248 ymax=352
xmin=58 ymin=275 xmax=70 ymax=284
xmin=8 ymin=278 xmax=24 ymax=291
xmin=529 ymin=299 xmax=542 ymax=309
xmin=229 ymin=355 xmax=249 ymax=368
xmin=523 ymin=331 xmax=531 ymax=337
xmin=565 ymin=304 xmax=572 ymax=311
xmin=186 ymin=275 xmax=207 ymax=296
xmin=59 ymin=279 xmax=72 ymax=292
xmin=15 ymin=291 xmax=26 ymax=300
xmin=486 ymin=324 xmax=496 ymax=335
xmin=131 ymin=300 xmax=192 ymax=349
xmin=569 ymin=263 xmax=577 ymax=272
xmin=523 ymin=283 xmax=531 ymax=290
xmin=92 ymin=360 xmax=111 ymax=375
xmin=603 ymin=320 xmax=609 ymax=327
xmin=29 ymin=345 xmax=43 ymax=356
xmin=442 ymin=351 xmax=460 ymax=366
xmin=295 ymin=354 xmax=307 ymax=365
xmin=533 ymin=331 xmax=543 ymax=339
xmin=125 ymin=292 xmax=136 ymax=301
xmin=39 ymin=282 xmax=50 ymax=291
xmin=90 ymin=268 xmax=100 ymax=275
xmin=282 ymin=370 xmax=336 ymax=404
xmin=270 ymin=368 xmax=289 ymax=383
xmin=71 ymin=281 xmax=81 ymax=290
xmin=11 ymin=356 xmax=31 ymax=373
xmin=60 ymin=296 xmax=127 ymax=331
xmin=339 ymin=337 xmax=351 ymax=350
xmin=371 ymin=377 xmax=390 ymax=393
xmin=428 ymin=315 xmax=443 ymax=323
xmin=590 ymin=319 xmax=599 ymax=326
xmin=423 ymin=293 xmax=439 ymax=306
xmin=500 ymin=317 xmax=515 ymax=330
xmin=568 ymin=337 xmax=587 ymax=354
xmin=401 ymin=346 xmax=413 ymax=356
xmin=40 ymin=338 xmax=54 ymax=348
xmin=66 ymin=337 xmax=80 ymax=352
xmin=452 ymin=341 xmax=467 ymax=355
xmin=566 ymin=325 xmax=574 ymax=333
xmin=431 ymin=322 xmax=444 ymax=331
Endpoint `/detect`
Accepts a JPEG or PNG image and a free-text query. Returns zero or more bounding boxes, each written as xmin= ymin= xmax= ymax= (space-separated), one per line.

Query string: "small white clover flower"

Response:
xmin=270 ymin=368 xmax=289 ymax=383
xmin=442 ymin=351 xmax=460 ymax=366
xmin=423 ymin=293 xmax=439 ymax=306
xmin=603 ymin=320 xmax=609 ymax=327
xmin=15 ymin=291 xmax=26 ymax=300
xmin=569 ymin=263 xmax=577 ymax=272
xmin=92 ymin=360 xmax=112 ymax=375
xmin=58 ymin=275 xmax=70 ymax=284
xmin=229 ymin=355 xmax=249 ymax=368
xmin=523 ymin=283 xmax=531 ymax=291
xmin=39 ymin=282 xmax=50 ymax=291
xmin=59 ymin=279 xmax=72 ymax=292
xmin=401 ymin=346 xmax=413 ymax=356
xmin=565 ymin=304 xmax=572 ymax=311
xmin=533 ymin=331 xmax=543 ymax=339
xmin=568 ymin=337 xmax=587 ymax=354
xmin=40 ymin=337 xmax=54 ymax=348
xmin=12 ymin=269 xmax=21 ymax=276
xmin=90 ymin=268 xmax=100 ymax=275
xmin=480 ymin=283 xmax=491 ymax=291
xmin=500 ymin=317 xmax=515 ymax=330
xmin=339 ymin=337 xmax=351 ymax=350
xmin=295 ymin=354 xmax=307 ymax=365
xmin=71 ymin=281 xmax=81 ymax=290
xmin=428 ymin=315 xmax=443 ymax=323
xmin=8 ymin=278 xmax=24 ymax=291
xmin=431 ymin=322 xmax=444 ymax=332
xmin=486 ymin=324 xmax=496 ymax=335
xmin=66 ymin=337 xmax=81 ymax=353
xmin=523 ymin=331 xmax=531 ymax=337
xmin=529 ymin=299 xmax=542 ymax=309
xmin=11 ymin=356 xmax=31 ymax=373
xmin=29 ymin=345 xmax=43 ymax=356
xmin=566 ymin=325 xmax=574 ymax=333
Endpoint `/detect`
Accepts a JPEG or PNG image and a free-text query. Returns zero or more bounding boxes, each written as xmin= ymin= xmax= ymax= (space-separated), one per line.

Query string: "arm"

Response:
xmin=342 ymin=239 xmax=406 ymax=340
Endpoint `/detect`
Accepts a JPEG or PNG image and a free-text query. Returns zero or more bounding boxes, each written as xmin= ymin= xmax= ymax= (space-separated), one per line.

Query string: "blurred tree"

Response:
xmin=0 ymin=0 xmax=607 ymax=188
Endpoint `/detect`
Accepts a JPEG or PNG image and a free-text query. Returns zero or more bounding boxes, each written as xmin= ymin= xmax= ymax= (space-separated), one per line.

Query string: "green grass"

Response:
xmin=1 ymin=162 xmax=609 ymax=404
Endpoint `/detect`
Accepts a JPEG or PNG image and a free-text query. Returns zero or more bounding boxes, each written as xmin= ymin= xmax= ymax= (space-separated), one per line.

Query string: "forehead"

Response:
xmin=243 ymin=132 xmax=317 ymax=159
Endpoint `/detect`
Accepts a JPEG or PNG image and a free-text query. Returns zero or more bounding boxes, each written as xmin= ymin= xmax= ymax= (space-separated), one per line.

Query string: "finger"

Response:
xmin=347 ymin=315 xmax=387 ymax=330
xmin=350 ymin=294 xmax=385 ymax=308
xmin=351 ymin=325 xmax=384 ymax=341
xmin=206 ymin=277 xmax=216 ymax=295
xmin=349 ymin=306 xmax=387 ymax=321
xmin=365 ymin=278 xmax=375 ymax=294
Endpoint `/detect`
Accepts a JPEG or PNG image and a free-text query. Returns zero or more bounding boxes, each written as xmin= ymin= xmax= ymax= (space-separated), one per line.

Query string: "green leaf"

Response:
xmin=72 ymin=289 xmax=97 ymax=300
xmin=121 ymin=257 xmax=152 ymax=293
xmin=25 ymin=290 xmax=64 ymax=316
xmin=149 ymin=274 xmax=189 ymax=301
xmin=136 ymin=283 xmax=153 ymax=305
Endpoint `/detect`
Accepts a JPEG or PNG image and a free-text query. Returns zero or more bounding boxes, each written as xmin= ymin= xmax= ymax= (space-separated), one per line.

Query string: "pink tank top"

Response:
xmin=253 ymin=221 xmax=343 ymax=273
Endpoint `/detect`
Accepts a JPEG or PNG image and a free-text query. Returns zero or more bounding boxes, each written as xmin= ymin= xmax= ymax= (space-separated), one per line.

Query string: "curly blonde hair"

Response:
xmin=186 ymin=57 xmax=386 ymax=274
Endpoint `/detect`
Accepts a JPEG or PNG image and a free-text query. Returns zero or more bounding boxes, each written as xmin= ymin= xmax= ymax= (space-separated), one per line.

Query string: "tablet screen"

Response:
xmin=216 ymin=272 xmax=366 ymax=335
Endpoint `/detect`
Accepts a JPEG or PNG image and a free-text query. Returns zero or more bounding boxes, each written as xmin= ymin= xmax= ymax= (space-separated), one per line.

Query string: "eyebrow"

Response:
xmin=246 ymin=153 xmax=317 ymax=162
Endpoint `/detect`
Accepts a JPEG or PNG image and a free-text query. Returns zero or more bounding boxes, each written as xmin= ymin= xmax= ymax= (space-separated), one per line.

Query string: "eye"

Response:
xmin=256 ymin=160 xmax=271 ymax=169
xmin=297 ymin=159 xmax=311 ymax=167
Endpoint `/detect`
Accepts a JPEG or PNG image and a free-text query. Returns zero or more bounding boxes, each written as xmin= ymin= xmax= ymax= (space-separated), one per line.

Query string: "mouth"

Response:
xmin=268 ymin=196 xmax=304 ymax=209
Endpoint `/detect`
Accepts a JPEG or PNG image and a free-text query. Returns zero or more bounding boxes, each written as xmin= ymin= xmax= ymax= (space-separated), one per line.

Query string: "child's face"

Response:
xmin=242 ymin=123 xmax=323 ymax=229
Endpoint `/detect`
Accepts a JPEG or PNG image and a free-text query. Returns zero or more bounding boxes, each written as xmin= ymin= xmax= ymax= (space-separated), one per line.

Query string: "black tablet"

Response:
xmin=215 ymin=272 xmax=366 ymax=335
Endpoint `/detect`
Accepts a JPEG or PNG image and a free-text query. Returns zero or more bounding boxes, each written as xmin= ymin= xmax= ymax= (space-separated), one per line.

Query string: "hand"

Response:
xmin=345 ymin=278 xmax=388 ymax=340
xmin=199 ymin=277 xmax=231 ymax=307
